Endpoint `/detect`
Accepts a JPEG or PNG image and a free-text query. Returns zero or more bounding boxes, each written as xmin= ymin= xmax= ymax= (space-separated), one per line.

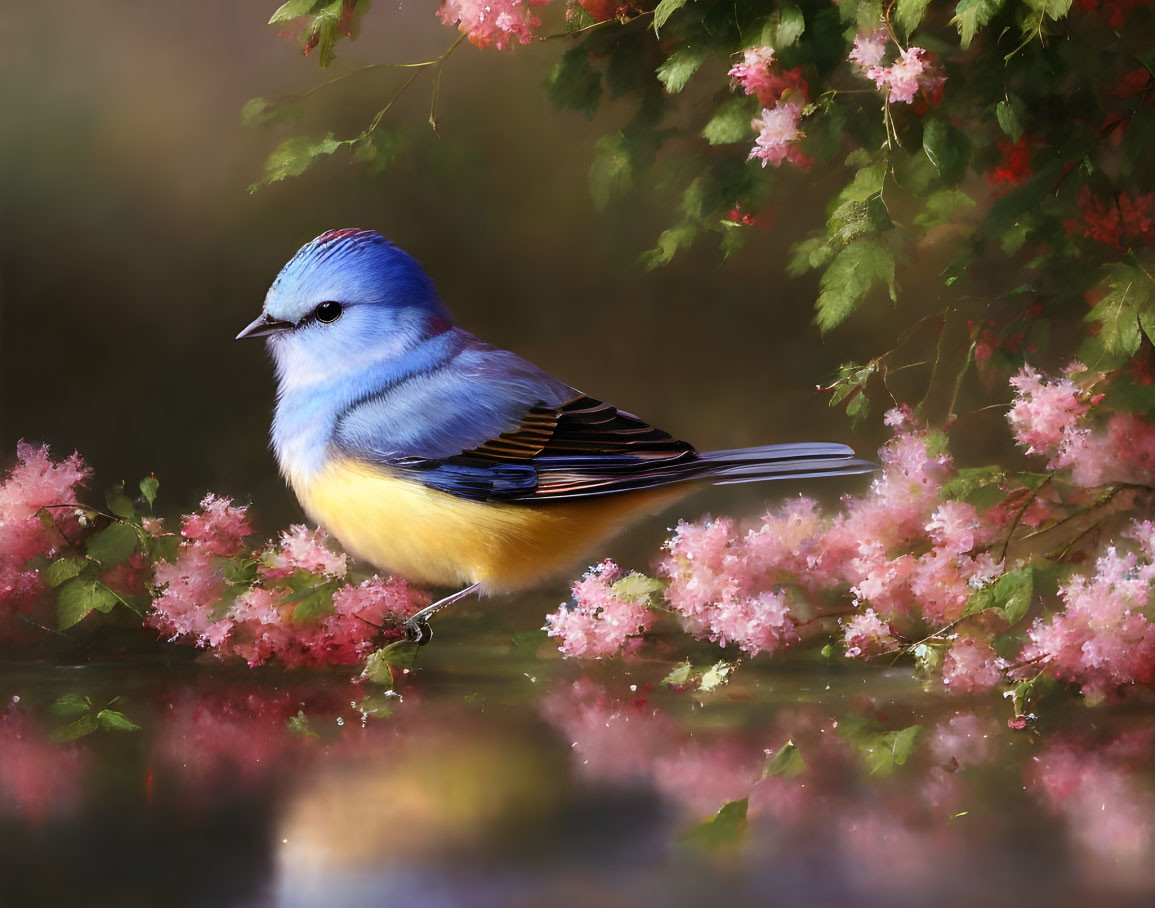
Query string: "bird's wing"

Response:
xmin=385 ymin=395 xmax=701 ymax=502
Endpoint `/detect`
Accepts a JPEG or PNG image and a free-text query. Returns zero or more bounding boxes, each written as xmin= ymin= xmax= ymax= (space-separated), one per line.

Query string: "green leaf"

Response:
xmin=702 ymin=96 xmax=758 ymax=146
xmin=895 ymin=0 xmax=931 ymax=34
xmin=53 ymin=713 xmax=99 ymax=742
xmin=241 ymin=97 xmax=303 ymax=127
xmin=269 ymin=0 xmax=319 ymax=24
xmin=698 ymin=661 xmax=733 ymax=692
xmin=762 ymin=740 xmax=806 ymax=780
xmin=914 ymin=188 xmax=975 ymax=228
xmin=363 ymin=639 xmax=420 ymax=685
xmin=291 ymin=585 xmax=336 ymax=623
xmin=996 ymin=96 xmax=1025 ymax=142
xmin=662 ymin=660 xmax=695 ymax=688
xmin=248 ymin=133 xmax=347 ymax=192
xmin=641 ymin=223 xmax=698 ymax=269
xmin=97 ymin=709 xmax=141 ymax=732
xmin=1080 ymin=264 xmax=1154 ymax=370
xmin=610 ymin=572 xmax=665 ymax=604
xmin=138 ymin=476 xmax=159 ymax=508
xmin=653 ymin=0 xmax=691 ymax=34
xmin=681 ymin=798 xmax=748 ymax=849
xmin=105 ymin=483 xmax=135 ymax=519
xmin=589 ymin=134 xmax=634 ymax=211
xmin=86 ymin=522 xmax=139 ymax=566
xmin=764 ymin=3 xmax=806 ymax=47
xmin=951 ymin=0 xmax=1004 ymax=48
xmin=815 ymin=240 xmax=895 ymax=333
xmin=940 ymin=465 xmax=1005 ymax=503
xmin=547 ymin=48 xmax=602 ymax=119
xmin=43 ymin=557 xmax=88 ymax=588
xmin=286 ymin=710 xmax=319 ymax=739
xmin=964 ymin=566 xmax=1034 ymax=624
xmin=657 ymin=46 xmax=708 ymax=94
xmin=922 ymin=118 xmax=971 ymax=185
xmin=58 ymin=577 xmax=120 ymax=630
xmin=838 ymin=716 xmax=923 ymax=775
xmin=845 ymin=391 xmax=870 ymax=424
xmin=357 ymin=693 xmax=398 ymax=719
xmin=51 ymin=693 xmax=91 ymax=720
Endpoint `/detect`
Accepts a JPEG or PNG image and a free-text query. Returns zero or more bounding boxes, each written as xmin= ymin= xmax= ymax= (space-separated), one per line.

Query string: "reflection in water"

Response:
xmin=1 ymin=664 xmax=1155 ymax=906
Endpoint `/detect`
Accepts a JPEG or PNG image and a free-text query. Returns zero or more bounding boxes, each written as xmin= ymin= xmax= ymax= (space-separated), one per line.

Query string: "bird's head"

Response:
xmin=238 ymin=229 xmax=451 ymax=383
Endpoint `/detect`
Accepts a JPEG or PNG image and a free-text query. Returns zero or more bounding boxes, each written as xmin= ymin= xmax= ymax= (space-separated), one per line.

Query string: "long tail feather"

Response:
xmin=695 ymin=443 xmax=877 ymax=485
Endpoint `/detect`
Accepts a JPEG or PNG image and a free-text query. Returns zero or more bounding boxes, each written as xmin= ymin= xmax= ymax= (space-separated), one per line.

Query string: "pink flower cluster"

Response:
xmin=849 ymin=30 xmax=945 ymax=106
xmin=148 ymin=503 xmax=427 ymax=668
xmin=655 ymin=416 xmax=1008 ymax=686
xmin=1008 ymin=362 xmax=1155 ymax=486
xmin=437 ymin=0 xmax=548 ymax=50
xmin=750 ymin=102 xmax=810 ymax=169
xmin=727 ymin=45 xmax=812 ymax=170
xmin=0 ymin=443 xmax=88 ymax=631
xmin=543 ymin=559 xmax=657 ymax=658
xmin=1023 ymin=531 xmax=1155 ymax=701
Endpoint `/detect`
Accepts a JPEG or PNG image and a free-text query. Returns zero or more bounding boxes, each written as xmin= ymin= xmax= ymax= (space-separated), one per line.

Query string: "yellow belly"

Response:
xmin=296 ymin=459 xmax=688 ymax=594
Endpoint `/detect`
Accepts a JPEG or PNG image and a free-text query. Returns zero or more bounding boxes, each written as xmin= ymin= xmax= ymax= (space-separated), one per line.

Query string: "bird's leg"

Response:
xmin=403 ymin=582 xmax=482 ymax=646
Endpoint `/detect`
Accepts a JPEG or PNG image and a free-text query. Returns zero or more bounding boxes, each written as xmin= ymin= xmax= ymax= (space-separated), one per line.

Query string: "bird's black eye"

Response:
xmin=315 ymin=301 xmax=342 ymax=324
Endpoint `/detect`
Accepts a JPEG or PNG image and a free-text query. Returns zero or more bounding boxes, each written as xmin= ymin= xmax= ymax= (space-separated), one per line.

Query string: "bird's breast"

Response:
xmin=296 ymin=457 xmax=687 ymax=594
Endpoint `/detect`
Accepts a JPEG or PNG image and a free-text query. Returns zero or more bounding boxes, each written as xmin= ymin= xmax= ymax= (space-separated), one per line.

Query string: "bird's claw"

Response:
xmin=404 ymin=617 xmax=433 ymax=646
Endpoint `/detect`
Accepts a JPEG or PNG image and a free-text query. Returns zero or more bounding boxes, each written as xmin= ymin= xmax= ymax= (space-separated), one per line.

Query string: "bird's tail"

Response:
xmin=694 ymin=443 xmax=877 ymax=485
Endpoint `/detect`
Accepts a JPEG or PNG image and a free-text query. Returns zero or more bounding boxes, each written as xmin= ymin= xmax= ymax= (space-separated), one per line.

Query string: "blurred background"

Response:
xmin=2 ymin=1 xmax=888 ymax=566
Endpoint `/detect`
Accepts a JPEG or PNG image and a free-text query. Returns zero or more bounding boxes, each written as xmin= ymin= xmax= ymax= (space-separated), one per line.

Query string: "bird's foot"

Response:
xmin=403 ymin=617 xmax=434 ymax=647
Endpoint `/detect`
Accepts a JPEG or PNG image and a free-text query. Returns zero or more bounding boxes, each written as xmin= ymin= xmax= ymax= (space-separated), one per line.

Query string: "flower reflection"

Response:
xmin=0 ymin=707 xmax=82 ymax=822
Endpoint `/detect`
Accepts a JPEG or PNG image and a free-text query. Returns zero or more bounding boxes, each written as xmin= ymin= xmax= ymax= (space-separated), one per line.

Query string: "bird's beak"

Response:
xmin=236 ymin=312 xmax=293 ymax=340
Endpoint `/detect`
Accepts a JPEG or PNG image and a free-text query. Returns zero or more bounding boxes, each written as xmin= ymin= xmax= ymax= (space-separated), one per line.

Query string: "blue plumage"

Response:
xmin=241 ymin=228 xmax=875 ymax=504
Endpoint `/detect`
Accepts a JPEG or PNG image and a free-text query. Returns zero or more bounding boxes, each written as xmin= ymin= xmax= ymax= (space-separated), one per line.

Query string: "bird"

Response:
xmin=237 ymin=228 xmax=875 ymax=642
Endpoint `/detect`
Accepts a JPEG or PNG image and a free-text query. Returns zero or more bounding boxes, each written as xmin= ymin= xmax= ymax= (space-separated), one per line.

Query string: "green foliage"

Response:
xmin=1079 ymin=264 xmax=1155 ymax=371
xmin=58 ymin=577 xmax=120 ymax=630
xmin=838 ymin=716 xmax=923 ymax=775
xmin=951 ymin=0 xmax=1005 ymax=48
xmin=680 ymin=798 xmax=748 ymax=849
xmin=248 ymin=133 xmax=348 ymax=192
xmin=364 ymin=639 xmax=421 ymax=684
xmin=815 ymin=240 xmax=896 ymax=333
xmin=656 ymin=46 xmax=708 ymax=94
xmin=610 ymin=572 xmax=665 ymax=605
xmin=547 ymin=48 xmax=603 ymax=118
xmin=895 ymin=0 xmax=932 ymax=36
xmin=762 ymin=740 xmax=806 ymax=779
xmin=702 ymin=96 xmax=759 ymax=146
xmin=86 ymin=523 xmax=139 ymax=566
xmin=661 ymin=659 xmax=735 ymax=692
xmin=964 ymin=566 xmax=1035 ymax=624
xmin=653 ymin=0 xmax=693 ymax=35
xmin=269 ymin=0 xmax=371 ymax=68
xmin=51 ymin=695 xmax=140 ymax=741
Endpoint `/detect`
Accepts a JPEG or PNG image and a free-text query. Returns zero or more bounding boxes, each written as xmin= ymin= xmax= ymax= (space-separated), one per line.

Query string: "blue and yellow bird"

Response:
xmin=237 ymin=229 xmax=873 ymax=639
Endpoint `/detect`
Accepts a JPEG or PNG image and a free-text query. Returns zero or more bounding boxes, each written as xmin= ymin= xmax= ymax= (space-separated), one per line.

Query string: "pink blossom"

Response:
xmin=179 ymin=494 xmax=252 ymax=557
xmin=705 ymin=589 xmax=798 ymax=656
xmin=925 ymin=501 xmax=983 ymax=556
xmin=1031 ymin=735 xmax=1155 ymax=871
xmin=942 ymin=637 xmax=1006 ymax=692
xmin=749 ymin=101 xmax=811 ymax=169
xmin=1007 ymin=364 xmax=1090 ymax=462
xmin=728 ymin=47 xmax=808 ymax=108
xmin=849 ymin=29 xmax=887 ymax=70
xmin=0 ymin=709 xmax=82 ymax=822
xmin=1023 ymin=543 xmax=1155 ymax=700
xmin=858 ymin=45 xmax=946 ymax=106
xmin=0 ymin=443 xmax=88 ymax=624
xmin=543 ymin=560 xmax=656 ymax=658
xmin=262 ymin=524 xmax=347 ymax=580
xmin=436 ymin=0 xmax=548 ymax=50
xmin=930 ymin=713 xmax=996 ymax=769
xmin=841 ymin=609 xmax=898 ymax=658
